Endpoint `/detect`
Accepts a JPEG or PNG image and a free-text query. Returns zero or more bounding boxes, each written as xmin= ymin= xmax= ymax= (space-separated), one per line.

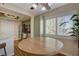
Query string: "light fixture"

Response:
xmin=32 ymin=4 xmax=37 ymax=8
xmin=41 ymin=7 xmax=46 ymax=10
xmin=30 ymin=3 xmax=51 ymax=10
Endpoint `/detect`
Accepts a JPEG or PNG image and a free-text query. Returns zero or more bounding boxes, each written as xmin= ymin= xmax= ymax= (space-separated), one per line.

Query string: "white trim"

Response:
xmin=31 ymin=16 xmax=34 ymax=38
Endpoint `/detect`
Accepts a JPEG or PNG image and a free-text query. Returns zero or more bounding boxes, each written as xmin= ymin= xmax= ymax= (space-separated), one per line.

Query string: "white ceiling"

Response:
xmin=0 ymin=3 xmax=68 ymax=16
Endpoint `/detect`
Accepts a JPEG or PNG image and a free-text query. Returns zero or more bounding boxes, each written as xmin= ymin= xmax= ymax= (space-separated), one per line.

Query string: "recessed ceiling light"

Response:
xmin=41 ymin=7 xmax=46 ymax=10
xmin=30 ymin=7 xmax=34 ymax=10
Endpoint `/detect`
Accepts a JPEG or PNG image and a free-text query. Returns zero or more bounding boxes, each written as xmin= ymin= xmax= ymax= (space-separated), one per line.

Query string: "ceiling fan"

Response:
xmin=30 ymin=3 xmax=51 ymax=10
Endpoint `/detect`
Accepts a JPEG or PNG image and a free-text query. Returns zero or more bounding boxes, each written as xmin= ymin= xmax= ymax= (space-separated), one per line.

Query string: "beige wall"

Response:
xmin=77 ymin=9 xmax=79 ymax=14
xmin=40 ymin=4 xmax=79 ymax=17
xmin=24 ymin=20 xmax=31 ymax=25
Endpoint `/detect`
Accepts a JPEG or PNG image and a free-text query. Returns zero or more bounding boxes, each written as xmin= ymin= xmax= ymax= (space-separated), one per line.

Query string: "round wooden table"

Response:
xmin=18 ymin=37 xmax=63 ymax=56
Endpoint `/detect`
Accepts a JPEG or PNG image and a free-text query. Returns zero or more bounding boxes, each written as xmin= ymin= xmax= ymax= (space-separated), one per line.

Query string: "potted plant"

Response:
xmin=71 ymin=14 xmax=79 ymax=48
xmin=60 ymin=14 xmax=79 ymax=47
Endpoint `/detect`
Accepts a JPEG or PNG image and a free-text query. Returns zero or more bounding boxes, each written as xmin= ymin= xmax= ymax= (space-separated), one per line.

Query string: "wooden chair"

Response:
xmin=0 ymin=42 xmax=7 ymax=56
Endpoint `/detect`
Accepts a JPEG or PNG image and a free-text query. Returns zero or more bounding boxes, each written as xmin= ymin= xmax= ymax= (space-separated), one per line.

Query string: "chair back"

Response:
xmin=0 ymin=43 xmax=6 ymax=49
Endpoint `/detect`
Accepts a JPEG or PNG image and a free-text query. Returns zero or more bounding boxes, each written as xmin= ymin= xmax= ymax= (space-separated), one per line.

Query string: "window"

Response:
xmin=57 ymin=16 xmax=65 ymax=35
xmin=57 ymin=15 xmax=73 ymax=36
xmin=45 ymin=18 xmax=56 ymax=34
xmin=40 ymin=14 xmax=73 ymax=36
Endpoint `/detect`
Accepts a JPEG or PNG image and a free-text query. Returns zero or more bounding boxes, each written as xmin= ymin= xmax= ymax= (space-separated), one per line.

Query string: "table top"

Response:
xmin=18 ymin=37 xmax=63 ymax=55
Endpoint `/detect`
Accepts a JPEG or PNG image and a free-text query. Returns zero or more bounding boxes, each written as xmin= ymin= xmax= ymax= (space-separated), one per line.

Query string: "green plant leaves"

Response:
xmin=60 ymin=21 xmax=69 ymax=26
xmin=70 ymin=14 xmax=79 ymax=20
xmin=60 ymin=14 xmax=79 ymax=38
